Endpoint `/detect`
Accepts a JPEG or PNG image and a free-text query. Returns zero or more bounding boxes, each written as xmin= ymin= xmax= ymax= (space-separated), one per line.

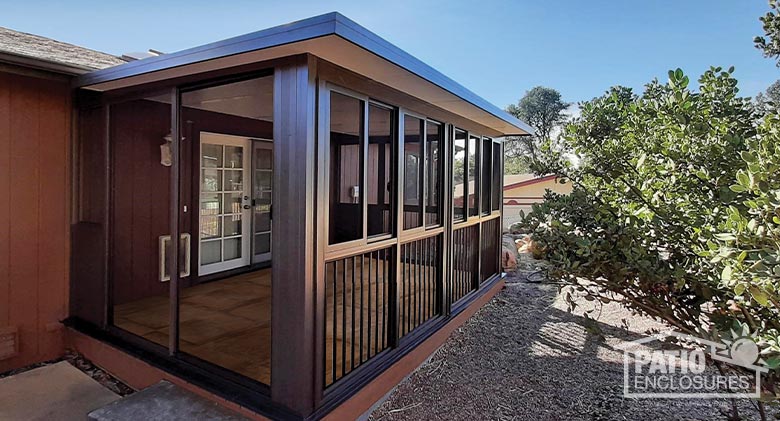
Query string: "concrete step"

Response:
xmin=88 ymin=380 xmax=251 ymax=421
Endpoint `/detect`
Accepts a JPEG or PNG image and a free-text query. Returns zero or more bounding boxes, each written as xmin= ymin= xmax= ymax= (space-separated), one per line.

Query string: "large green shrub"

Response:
xmin=519 ymin=67 xmax=779 ymax=395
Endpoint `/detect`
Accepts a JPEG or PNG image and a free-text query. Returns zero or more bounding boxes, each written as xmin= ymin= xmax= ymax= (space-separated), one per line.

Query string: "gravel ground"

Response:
xmin=369 ymin=255 xmax=773 ymax=421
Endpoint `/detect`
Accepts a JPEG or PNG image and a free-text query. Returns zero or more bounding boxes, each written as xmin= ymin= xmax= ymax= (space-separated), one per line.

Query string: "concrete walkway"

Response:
xmin=0 ymin=361 xmax=120 ymax=421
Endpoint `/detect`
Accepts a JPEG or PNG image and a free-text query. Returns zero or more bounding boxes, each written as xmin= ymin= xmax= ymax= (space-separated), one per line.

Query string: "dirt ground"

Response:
xmin=369 ymin=255 xmax=772 ymax=421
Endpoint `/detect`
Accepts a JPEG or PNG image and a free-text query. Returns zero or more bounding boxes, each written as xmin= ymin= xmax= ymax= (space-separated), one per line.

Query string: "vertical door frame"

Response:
xmin=168 ymin=87 xmax=181 ymax=355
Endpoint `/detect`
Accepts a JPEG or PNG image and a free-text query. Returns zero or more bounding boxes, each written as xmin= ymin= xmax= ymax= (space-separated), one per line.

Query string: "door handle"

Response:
xmin=243 ymin=205 xmax=251 ymax=210
xmin=159 ymin=233 xmax=191 ymax=282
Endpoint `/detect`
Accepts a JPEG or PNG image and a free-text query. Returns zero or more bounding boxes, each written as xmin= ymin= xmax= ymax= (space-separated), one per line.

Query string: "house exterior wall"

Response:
xmin=0 ymin=68 xmax=71 ymax=372
xmin=503 ymin=175 xmax=572 ymax=229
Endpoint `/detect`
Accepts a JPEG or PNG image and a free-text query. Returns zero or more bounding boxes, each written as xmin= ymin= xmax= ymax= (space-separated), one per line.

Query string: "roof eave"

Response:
xmin=0 ymin=51 xmax=94 ymax=76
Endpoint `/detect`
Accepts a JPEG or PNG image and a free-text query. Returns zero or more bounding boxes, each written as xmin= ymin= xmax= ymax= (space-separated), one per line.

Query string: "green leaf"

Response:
xmin=636 ymin=153 xmax=646 ymax=169
xmin=737 ymin=171 xmax=750 ymax=187
xmin=749 ymin=286 xmax=770 ymax=306
xmin=714 ymin=233 xmax=737 ymax=241
xmin=729 ymin=184 xmax=746 ymax=193
xmin=766 ymin=356 xmax=780 ymax=370
xmin=721 ymin=265 xmax=733 ymax=282
xmin=741 ymin=151 xmax=757 ymax=163
xmin=734 ymin=283 xmax=746 ymax=296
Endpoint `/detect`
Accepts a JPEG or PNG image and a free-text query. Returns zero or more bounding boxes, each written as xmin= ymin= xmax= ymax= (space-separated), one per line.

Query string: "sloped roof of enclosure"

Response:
xmin=75 ymin=12 xmax=532 ymax=136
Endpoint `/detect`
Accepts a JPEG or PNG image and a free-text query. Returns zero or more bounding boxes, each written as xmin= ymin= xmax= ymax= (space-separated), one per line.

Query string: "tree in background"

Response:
xmin=755 ymin=79 xmax=780 ymax=111
xmin=504 ymin=86 xmax=569 ymax=174
xmin=756 ymin=0 xmax=780 ymax=66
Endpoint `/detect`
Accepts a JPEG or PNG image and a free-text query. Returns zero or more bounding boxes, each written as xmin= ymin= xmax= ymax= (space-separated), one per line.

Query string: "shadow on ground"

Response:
xmin=369 ymin=264 xmax=768 ymax=421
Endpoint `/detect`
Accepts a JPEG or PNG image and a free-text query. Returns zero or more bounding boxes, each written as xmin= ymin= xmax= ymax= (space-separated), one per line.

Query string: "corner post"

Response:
xmin=271 ymin=55 xmax=318 ymax=416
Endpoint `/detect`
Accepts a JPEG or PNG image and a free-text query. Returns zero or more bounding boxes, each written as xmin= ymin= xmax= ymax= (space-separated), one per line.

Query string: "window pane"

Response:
xmin=367 ymin=104 xmax=394 ymax=237
xmin=329 ymin=92 xmax=364 ymax=244
xmin=453 ymin=129 xmax=467 ymax=222
xmin=425 ymin=121 xmax=442 ymax=227
xmin=201 ymin=240 xmax=221 ymax=265
xmin=224 ymin=145 xmax=243 ymax=169
xmin=492 ymin=142 xmax=501 ymax=211
xmin=403 ymin=115 xmax=423 ymax=230
xmin=468 ymin=135 xmax=479 ymax=217
xmin=202 ymin=144 xmax=223 ymax=168
xmin=223 ymin=237 xmax=242 ymax=260
xmin=481 ymin=138 xmax=492 ymax=215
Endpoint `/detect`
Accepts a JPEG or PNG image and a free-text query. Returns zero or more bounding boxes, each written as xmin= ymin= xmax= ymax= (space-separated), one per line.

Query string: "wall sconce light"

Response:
xmin=160 ymin=132 xmax=173 ymax=167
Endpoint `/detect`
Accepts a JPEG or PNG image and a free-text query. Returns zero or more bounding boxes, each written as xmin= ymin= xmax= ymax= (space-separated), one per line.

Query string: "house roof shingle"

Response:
xmin=0 ymin=26 xmax=125 ymax=74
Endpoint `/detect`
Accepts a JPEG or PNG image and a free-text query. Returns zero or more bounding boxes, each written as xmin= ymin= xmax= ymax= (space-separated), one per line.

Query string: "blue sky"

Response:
xmin=3 ymin=0 xmax=777 ymax=109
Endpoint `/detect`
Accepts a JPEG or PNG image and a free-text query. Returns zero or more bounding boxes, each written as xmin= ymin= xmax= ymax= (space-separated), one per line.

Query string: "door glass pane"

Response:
xmin=425 ymin=121 xmax=442 ymax=227
xmin=202 ymin=144 xmax=223 ymax=168
xmin=468 ymin=135 xmax=479 ymax=217
xmin=181 ymin=75 xmax=273 ymax=387
xmin=403 ymin=115 xmax=423 ymax=230
xmin=255 ymin=233 xmax=271 ymax=254
xmin=224 ymin=215 xmax=242 ymax=236
xmin=453 ymin=129 xmax=467 ymax=222
xmin=202 ymin=169 xmax=221 ymax=192
xmin=224 ymin=146 xmax=243 ymax=169
xmin=201 ymin=240 xmax=222 ymax=265
xmin=110 ymin=91 xmax=172 ymax=348
xmin=223 ymin=193 xmax=242 ymax=214
xmin=254 ymin=211 xmax=271 ymax=232
xmin=367 ymin=104 xmax=394 ymax=237
xmin=200 ymin=211 xmax=221 ymax=239
xmin=224 ymin=237 xmax=242 ymax=260
xmin=223 ymin=170 xmax=243 ymax=191
xmin=256 ymin=147 xmax=272 ymax=170
xmin=252 ymin=142 xmax=272 ymax=264
xmin=328 ymin=92 xmax=364 ymax=244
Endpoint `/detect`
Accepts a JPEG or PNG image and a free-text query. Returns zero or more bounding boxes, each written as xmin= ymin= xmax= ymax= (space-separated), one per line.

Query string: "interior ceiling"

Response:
xmin=183 ymin=76 xmax=273 ymax=121
xmin=81 ymin=35 xmax=528 ymax=136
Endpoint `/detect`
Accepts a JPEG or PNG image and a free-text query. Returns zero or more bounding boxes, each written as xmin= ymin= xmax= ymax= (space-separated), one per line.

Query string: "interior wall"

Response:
xmin=0 ymin=69 xmax=71 ymax=372
xmin=110 ymin=100 xmax=272 ymax=305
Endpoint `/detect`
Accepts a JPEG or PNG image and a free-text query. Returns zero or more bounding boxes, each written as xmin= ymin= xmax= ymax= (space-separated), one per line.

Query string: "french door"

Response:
xmin=198 ymin=132 xmax=252 ymax=275
xmin=252 ymin=140 xmax=273 ymax=264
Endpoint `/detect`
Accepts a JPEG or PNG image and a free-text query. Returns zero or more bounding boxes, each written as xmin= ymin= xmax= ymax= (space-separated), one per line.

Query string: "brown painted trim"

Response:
xmin=502 ymin=174 xmax=558 ymax=191
xmin=321 ymin=278 xmax=505 ymax=421
xmin=65 ymin=328 xmax=274 ymax=421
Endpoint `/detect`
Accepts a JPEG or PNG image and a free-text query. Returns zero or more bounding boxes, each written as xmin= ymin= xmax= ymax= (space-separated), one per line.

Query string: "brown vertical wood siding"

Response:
xmin=0 ymin=70 xmax=71 ymax=372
